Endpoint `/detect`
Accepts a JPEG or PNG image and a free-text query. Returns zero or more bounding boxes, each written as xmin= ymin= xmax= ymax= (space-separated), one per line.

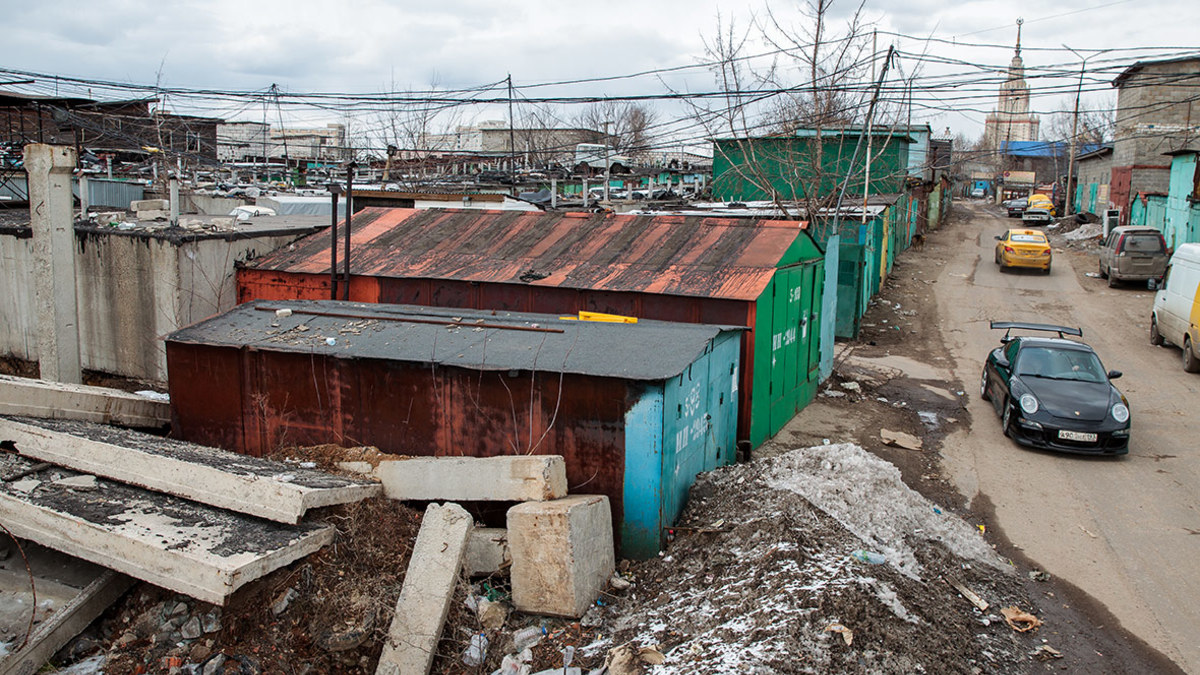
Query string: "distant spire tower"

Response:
xmin=982 ymin=17 xmax=1040 ymax=152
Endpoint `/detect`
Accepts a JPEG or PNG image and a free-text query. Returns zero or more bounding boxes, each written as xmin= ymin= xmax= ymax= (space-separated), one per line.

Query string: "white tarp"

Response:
xmin=256 ymin=195 xmax=346 ymax=218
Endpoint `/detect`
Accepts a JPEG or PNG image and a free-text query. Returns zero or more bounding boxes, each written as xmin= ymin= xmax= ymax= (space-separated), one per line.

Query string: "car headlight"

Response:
xmin=1019 ymin=394 xmax=1039 ymax=414
xmin=1111 ymin=403 xmax=1129 ymax=423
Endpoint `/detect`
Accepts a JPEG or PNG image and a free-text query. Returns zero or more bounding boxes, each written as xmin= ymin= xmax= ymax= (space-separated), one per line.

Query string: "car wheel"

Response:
xmin=980 ymin=369 xmax=990 ymax=401
xmin=1001 ymin=401 xmax=1014 ymax=437
xmin=1150 ymin=317 xmax=1164 ymax=346
xmin=1184 ymin=337 xmax=1200 ymax=373
xmin=1098 ymin=261 xmax=1107 ymax=279
xmin=1044 ymin=264 xmax=1052 ymax=275
xmin=1108 ymin=272 xmax=1119 ymax=288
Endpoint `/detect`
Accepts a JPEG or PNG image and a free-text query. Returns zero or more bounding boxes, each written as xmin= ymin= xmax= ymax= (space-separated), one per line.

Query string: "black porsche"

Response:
xmin=980 ymin=322 xmax=1130 ymax=455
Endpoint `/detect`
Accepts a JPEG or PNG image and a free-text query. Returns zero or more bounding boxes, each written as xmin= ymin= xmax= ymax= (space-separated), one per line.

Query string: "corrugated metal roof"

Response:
xmin=168 ymin=300 xmax=741 ymax=381
xmin=243 ymin=207 xmax=805 ymax=301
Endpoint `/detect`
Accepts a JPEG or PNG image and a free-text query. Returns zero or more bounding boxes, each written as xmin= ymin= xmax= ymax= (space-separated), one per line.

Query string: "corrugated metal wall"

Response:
xmin=75 ymin=178 xmax=145 ymax=208
xmin=167 ymin=334 xmax=741 ymax=558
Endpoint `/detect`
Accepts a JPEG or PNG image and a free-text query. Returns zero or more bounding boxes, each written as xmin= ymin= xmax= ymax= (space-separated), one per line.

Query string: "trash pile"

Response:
xmin=587 ymin=443 xmax=1050 ymax=673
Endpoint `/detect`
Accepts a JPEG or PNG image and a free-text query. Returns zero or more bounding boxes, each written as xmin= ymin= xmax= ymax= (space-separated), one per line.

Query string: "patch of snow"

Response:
xmin=763 ymin=443 xmax=1006 ymax=578
xmin=134 ymin=390 xmax=170 ymax=402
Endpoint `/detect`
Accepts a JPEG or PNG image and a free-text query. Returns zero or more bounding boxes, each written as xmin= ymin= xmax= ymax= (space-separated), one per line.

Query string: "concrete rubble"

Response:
xmin=1 ymin=416 xmax=381 ymax=524
xmin=376 ymin=502 xmax=473 ymax=675
xmin=342 ymin=455 xmax=567 ymax=502
xmin=0 ymin=453 xmax=334 ymax=605
xmin=508 ymin=495 xmax=616 ymax=618
xmin=0 ymin=375 xmax=169 ymax=429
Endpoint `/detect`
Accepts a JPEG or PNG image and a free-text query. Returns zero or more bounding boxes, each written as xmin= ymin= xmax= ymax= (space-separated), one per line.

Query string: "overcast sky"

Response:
xmin=3 ymin=0 xmax=1198 ymax=147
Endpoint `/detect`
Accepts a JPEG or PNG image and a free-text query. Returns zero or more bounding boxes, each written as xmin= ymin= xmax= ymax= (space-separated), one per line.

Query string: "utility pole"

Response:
xmin=1062 ymin=45 xmax=1112 ymax=217
xmin=861 ymin=31 xmax=879 ymax=227
xmin=602 ymin=120 xmax=613 ymax=203
xmin=507 ymin=74 xmax=516 ymax=174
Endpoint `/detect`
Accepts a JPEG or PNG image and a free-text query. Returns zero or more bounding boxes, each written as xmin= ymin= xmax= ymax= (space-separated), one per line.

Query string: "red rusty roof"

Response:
xmin=245 ymin=207 xmax=805 ymax=301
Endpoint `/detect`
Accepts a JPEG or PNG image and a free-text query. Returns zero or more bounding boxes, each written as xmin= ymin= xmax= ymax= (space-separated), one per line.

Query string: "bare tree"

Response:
xmin=573 ymin=101 xmax=660 ymax=160
xmin=1043 ymin=96 xmax=1115 ymax=148
xmin=691 ymin=1 xmax=899 ymax=240
xmin=368 ymin=73 xmax=466 ymax=181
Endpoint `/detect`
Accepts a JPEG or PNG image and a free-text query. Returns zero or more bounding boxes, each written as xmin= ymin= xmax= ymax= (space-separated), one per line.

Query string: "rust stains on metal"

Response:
xmin=242 ymin=208 xmax=803 ymax=302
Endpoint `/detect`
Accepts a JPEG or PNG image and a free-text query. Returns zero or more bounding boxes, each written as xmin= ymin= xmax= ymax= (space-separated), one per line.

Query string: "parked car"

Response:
xmin=1004 ymin=198 xmax=1028 ymax=218
xmin=995 ymin=229 xmax=1052 ymax=273
xmin=1150 ymin=243 xmax=1200 ymax=371
xmin=971 ymin=187 xmax=986 ymax=199
xmin=981 ymin=321 xmax=1130 ymax=455
xmin=1098 ymin=226 xmax=1169 ymax=287
xmin=1021 ymin=208 xmax=1053 ymax=226
xmin=1027 ymin=193 xmax=1056 ymax=215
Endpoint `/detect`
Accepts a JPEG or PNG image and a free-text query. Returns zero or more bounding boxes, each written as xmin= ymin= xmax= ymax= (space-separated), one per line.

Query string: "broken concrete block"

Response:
xmin=464 ymin=527 xmax=510 ymax=576
xmin=0 ymin=374 xmax=169 ymax=428
xmin=371 ymin=455 xmax=567 ymax=502
xmin=508 ymin=495 xmax=615 ymax=618
xmin=0 ymin=455 xmax=333 ymax=605
xmin=376 ymin=502 xmax=473 ymax=675
xmin=52 ymin=474 xmax=98 ymax=491
xmin=880 ymin=428 xmax=923 ymax=451
xmin=1 ymin=416 xmax=381 ymax=524
xmin=130 ymin=199 xmax=169 ymax=211
xmin=11 ymin=479 xmax=41 ymax=493
xmin=135 ymin=209 xmax=170 ymax=221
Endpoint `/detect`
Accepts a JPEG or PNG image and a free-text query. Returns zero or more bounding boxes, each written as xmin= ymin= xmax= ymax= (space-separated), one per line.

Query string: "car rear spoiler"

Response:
xmin=990 ymin=321 xmax=1083 ymax=341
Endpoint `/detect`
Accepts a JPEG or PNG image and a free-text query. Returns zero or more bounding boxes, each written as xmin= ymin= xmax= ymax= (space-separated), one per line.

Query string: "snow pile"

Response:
xmin=1064 ymin=222 xmax=1102 ymax=241
xmin=764 ymin=443 xmax=1007 ymax=578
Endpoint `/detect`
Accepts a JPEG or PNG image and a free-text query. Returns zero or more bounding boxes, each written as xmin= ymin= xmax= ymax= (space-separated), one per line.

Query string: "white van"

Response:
xmin=1151 ymin=243 xmax=1200 ymax=372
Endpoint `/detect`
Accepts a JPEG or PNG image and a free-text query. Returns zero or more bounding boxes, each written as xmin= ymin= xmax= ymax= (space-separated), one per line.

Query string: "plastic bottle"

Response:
xmin=463 ymin=632 xmax=488 ymax=667
xmin=512 ymin=625 xmax=546 ymax=652
xmin=850 ymin=549 xmax=887 ymax=564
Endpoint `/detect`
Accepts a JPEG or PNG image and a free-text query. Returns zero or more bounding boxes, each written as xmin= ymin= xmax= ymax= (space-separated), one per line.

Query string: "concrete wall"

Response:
xmin=0 ymin=228 xmax=306 ymax=381
xmin=0 ymin=232 xmax=35 ymax=360
xmin=182 ymin=194 xmax=248 ymax=216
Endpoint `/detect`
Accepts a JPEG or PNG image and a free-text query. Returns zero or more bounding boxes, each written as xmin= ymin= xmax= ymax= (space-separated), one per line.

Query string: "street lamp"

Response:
xmin=1062 ymin=44 xmax=1113 ymax=217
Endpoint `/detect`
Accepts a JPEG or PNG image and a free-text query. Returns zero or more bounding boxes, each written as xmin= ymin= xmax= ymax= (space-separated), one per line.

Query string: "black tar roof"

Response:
xmin=168 ymin=300 xmax=741 ymax=382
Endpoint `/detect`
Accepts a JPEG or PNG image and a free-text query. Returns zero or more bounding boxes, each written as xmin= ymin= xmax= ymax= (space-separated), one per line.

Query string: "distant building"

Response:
xmin=216 ymin=121 xmax=268 ymax=162
xmin=417 ymin=122 xmax=608 ymax=168
xmin=1 ymin=93 xmax=221 ymax=164
xmin=1110 ymin=55 xmax=1200 ymax=224
xmin=982 ymin=22 xmax=1040 ymax=152
xmin=217 ymin=122 xmax=347 ymax=164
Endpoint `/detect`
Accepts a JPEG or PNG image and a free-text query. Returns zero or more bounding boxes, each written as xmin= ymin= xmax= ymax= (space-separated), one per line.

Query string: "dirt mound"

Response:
xmin=591 ymin=444 xmax=1043 ymax=674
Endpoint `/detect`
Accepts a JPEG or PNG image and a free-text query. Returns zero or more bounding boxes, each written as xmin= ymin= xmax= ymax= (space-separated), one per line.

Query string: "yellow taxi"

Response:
xmin=995 ymin=228 xmax=1052 ymax=274
xmin=1027 ymin=193 xmax=1056 ymax=216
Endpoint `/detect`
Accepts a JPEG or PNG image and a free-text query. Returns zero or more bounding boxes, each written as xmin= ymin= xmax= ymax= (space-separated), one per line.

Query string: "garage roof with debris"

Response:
xmin=240 ymin=207 xmax=810 ymax=301
xmin=168 ymin=300 xmax=742 ymax=382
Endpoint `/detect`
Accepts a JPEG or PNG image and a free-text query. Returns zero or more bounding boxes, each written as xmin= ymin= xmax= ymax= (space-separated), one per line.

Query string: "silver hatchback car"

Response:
xmin=1099 ymin=226 xmax=1169 ymax=287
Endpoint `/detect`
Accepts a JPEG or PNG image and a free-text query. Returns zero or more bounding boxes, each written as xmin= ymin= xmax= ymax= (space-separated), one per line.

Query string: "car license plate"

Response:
xmin=1059 ymin=430 xmax=1097 ymax=442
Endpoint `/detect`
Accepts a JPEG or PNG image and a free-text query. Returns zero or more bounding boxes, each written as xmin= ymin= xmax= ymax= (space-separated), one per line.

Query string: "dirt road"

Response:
xmin=936 ymin=202 xmax=1200 ymax=672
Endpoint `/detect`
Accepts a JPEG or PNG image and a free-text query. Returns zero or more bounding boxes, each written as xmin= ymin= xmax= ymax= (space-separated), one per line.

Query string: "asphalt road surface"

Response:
xmin=936 ymin=202 xmax=1200 ymax=672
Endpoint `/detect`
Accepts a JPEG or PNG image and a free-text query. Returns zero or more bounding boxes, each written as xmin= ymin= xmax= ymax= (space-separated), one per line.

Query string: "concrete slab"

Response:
xmin=365 ymin=456 xmax=567 ymax=502
xmin=0 ymin=454 xmax=333 ymax=605
xmin=0 ymin=375 xmax=169 ymax=429
xmin=130 ymin=199 xmax=168 ymax=211
xmin=0 ymin=570 xmax=133 ymax=675
xmin=464 ymin=528 xmax=510 ymax=576
xmin=1 ymin=416 xmax=381 ymax=524
xmin=508 ymin=495 xmax=614 ymax=618
xmin=376 ymin=503 xmax=473 ymax=675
